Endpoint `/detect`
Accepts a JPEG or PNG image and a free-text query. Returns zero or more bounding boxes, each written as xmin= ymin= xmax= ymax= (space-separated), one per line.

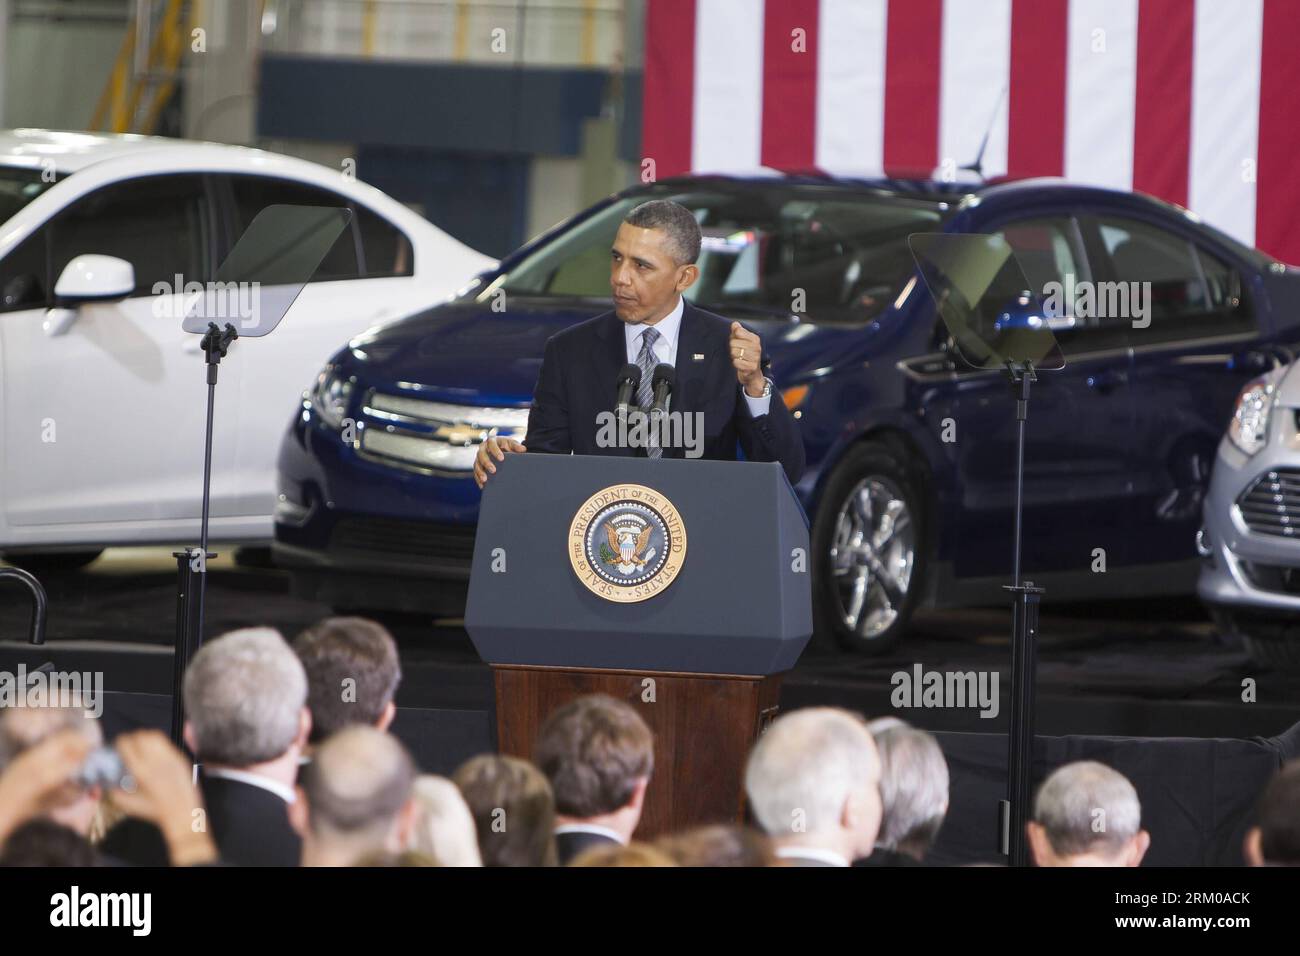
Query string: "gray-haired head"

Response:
xmin=301 ymin=725 xmax=416 ymax=839
xmin=623 ymin=199 xmax=702 ymax=265
xmin=744 ymin=707 xmax=879 ymax=837
xmin=1033 ymin=761 xmax=1142 ymax=857
xmin=182 ymin=627 xmax=307 ymax=767
xmin=869 ymin=722 xmax=949 ymax=857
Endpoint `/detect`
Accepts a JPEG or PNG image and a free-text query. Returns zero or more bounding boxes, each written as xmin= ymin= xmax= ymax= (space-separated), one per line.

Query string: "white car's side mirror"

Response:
xmin=45 ymin=255 xmax=136 ymax=337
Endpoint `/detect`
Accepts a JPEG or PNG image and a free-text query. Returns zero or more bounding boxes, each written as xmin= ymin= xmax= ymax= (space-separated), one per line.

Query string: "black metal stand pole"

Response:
xmin=998 ymin=361 xmax=1044 ymax=867
xmin=170 ymin=322 xmax=236 ymax=746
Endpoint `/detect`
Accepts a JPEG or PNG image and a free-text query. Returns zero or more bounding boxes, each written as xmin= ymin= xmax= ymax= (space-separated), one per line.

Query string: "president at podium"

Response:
xmin=474 ymin=199 xmax=805 ymax=488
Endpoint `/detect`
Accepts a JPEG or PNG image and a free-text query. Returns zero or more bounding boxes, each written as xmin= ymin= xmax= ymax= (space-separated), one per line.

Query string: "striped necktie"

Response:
xmin=635 ymin=326 xmax=662 ymax=459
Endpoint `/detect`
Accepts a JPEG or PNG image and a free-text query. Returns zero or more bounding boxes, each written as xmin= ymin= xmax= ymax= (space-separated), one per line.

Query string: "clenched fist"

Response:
xmin=474 ymin=435 xmax=527 ymax=489
xmin=729 ymin=321 xmax=766 ymax=397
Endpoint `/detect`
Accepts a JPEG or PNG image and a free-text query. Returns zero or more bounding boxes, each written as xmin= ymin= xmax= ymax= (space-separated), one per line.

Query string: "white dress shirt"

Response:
xmin=623 ymin=295 xmax=771 ymax=417
xmin=774 ymin=845 xmax=851 ymax=867
xmin=554 ymin=823 xmax=627 ymax=844
xmin=203 ymin=766 xmax=297 ymax=804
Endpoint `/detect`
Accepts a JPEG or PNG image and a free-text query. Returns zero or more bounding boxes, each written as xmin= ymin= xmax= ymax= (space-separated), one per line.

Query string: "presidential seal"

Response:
xmin=568 ymin=483 xmax=687 ymax=603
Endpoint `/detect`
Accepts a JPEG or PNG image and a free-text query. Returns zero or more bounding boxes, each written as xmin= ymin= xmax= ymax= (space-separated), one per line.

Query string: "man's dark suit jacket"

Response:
xmin=100 ymin=773 xmax=301 ymax=867
xmin=525 ymin=302 xmax=805 ymax=484
xmin=853 ymin=848 xmax=922 ymax=867
xmin=556 ymin=829 xmax=622 ymax=866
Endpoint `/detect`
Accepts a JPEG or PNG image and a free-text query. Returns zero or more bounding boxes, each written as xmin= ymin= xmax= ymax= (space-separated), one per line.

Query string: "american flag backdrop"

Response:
xmin=641 ymin=0 xmax=1300 ymax=264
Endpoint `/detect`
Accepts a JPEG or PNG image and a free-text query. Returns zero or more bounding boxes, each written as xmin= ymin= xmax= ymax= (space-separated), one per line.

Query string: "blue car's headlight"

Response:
xmin=310 ymin=365 xmax=354 ymax=430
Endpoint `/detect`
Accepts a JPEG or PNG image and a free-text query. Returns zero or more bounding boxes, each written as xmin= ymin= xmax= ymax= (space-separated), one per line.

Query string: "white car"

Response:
xmin=0 ymin=129 xmax=494 ymax=569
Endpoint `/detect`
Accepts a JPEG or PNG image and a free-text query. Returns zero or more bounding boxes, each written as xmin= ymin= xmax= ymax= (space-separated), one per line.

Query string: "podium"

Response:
xmin=465 ymin=454 xmax=812 ymax=837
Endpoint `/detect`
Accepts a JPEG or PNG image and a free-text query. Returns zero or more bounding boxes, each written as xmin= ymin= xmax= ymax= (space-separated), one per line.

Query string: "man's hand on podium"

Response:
xmin=474 ymin=435 xmax=527 ymax=489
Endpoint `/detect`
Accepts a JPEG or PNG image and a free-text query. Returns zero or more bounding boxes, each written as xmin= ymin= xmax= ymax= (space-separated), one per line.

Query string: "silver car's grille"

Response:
xmin=357 ymin=392 xmax=529 ymax=475
xmin=1237 ymin=469 xmax=1300 ymax=538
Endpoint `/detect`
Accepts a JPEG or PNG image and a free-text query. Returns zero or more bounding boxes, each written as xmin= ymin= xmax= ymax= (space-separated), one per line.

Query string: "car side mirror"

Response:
xmin=44 ymin=255 xmax=136 ymax=336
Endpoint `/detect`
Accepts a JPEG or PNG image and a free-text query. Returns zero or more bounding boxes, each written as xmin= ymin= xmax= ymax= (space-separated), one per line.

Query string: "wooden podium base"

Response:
xmin=493 ymin=664 xmax=783 ymax=839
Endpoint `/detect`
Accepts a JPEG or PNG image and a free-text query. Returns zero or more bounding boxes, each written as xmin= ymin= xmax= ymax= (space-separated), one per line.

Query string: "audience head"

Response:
xmin=182 ymin=627 xmax=310 ymax=769
xmin=406 ymin=775 xmax=483 ymax=867
xmin=0 ymin=819 xmax=98 ymax=867
xmin=533 ymin=694 xmax=654 ymax=841
xmin=293 ymin=617 xmax=401 ymax=744
xmin=355 ymin=850 xmax=439 ymax=867
xmin=1244 ymin=759 xmax=1300 ymax=866
xmin=1028 ymin=761 xmax=1149 ymax=867
xmin=292 ymin=725 xmax=417 ymax=866
xmin=0 ymin=697 xmax=103 ymax=836
xmin=866 ymin=718 xmax=949 ymax=861
xmin=453 ymin=754 xmax=557 ymax=867
xmin=657 ymin=825 xmax=776 ymax=867
xmin=569 ymin=842 xmax=677 ymax=867
xmin=744 ymin=707 xmax=882 ymax=864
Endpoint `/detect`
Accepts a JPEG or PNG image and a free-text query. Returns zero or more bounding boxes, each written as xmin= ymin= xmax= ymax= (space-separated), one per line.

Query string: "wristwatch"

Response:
xmin=748 ymin=376 xmax=773 ymax=399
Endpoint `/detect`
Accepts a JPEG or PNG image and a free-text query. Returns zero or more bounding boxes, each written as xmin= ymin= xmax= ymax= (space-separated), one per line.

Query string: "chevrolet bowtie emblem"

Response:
xmin=693 ymin=353 xmax=704 ymax=361
xmin=432 ymin=423 xmax=488 ymax=445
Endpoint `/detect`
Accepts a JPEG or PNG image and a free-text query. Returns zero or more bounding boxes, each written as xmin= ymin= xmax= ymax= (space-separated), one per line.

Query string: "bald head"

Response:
xmin=300 ymin=726 xmax=415 ymax=839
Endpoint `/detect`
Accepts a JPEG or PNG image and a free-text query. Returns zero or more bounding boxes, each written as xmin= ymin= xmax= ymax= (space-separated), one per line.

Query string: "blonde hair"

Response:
xmin=407 ymin=775 xmax=482 ymax=866
xmin=569 ymin=842 xmax=677 ymax=867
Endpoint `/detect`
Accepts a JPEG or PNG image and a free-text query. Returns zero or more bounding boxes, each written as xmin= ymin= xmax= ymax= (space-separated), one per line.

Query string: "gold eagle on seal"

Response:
xmin=604 ymin=522 xmax=654 ymax=570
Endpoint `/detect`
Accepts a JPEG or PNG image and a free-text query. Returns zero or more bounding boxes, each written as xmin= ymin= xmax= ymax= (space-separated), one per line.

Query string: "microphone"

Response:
xmin=615 ymin=363 xmax=642 ymax=421
xmin=650 ymin=364 xmax=675 ymax=418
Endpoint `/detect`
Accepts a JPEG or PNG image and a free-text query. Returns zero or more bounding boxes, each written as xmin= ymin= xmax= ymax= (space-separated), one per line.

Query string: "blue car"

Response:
xmin=273 ymin=174 xmax=1300 ymax=653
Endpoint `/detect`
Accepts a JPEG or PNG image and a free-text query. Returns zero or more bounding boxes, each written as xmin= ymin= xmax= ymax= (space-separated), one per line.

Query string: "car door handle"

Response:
xmin=1086 ymin=369 xmax=1125 ymax=394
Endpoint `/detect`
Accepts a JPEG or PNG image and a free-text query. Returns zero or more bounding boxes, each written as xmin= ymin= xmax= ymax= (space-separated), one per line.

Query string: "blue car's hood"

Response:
xmin=342 ymin=295 xmax=882 ymax=405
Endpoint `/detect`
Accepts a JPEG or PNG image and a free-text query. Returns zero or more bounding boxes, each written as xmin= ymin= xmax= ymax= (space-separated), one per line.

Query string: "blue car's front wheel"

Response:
xmin=812 ymin=441 xmax=926 ymax=654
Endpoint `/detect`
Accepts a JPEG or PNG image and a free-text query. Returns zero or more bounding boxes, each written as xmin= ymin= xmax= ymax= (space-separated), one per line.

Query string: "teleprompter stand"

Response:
xmin=909 ymin=233 xmax=1066 ymax=866
xmin=999 ymin=358 xmax=1044 ymax=867
xmin=170 ymin=321 xmax=237 ymax=745
xmin=170 ymin=204 xmax=352 ymax=744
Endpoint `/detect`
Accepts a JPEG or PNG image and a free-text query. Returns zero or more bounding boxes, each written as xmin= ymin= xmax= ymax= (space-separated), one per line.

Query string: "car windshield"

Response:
xmin=0 ymin=166 xmax=60 ymax=224
xmin=496 ymin=186 xmax=951 ymax=324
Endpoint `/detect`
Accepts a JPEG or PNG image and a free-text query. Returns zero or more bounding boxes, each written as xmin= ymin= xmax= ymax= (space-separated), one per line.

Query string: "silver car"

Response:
xmin=1199 ymin=359 xmax=1300 ymax=667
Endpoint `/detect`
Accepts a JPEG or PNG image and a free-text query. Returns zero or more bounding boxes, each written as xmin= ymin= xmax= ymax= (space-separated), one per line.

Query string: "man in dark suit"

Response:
xmin=474 ymin=199 xmax=804 ymax=487
xmin=100 ymin=628 xmax=308 ymax=867
xmin=533 ymin=695 xmax=654 ymax=866
xmin=101 ymin=772 xmax=302 ymax=867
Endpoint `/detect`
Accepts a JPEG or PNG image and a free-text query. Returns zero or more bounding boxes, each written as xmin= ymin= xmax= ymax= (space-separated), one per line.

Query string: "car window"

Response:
xmin=46 ymin=174 xmax=210 ymax=297
xmin=968 ymin=216 xmax=1128 ymax=357
xmin=500 ymin=189 xmax=949 ymax=324
xmin=355 ymin=204 xmax=414 ymax=277
xmin=0 ymin=165 xmax=60 ymax=223
xmin=1196 ymin=245 xmax=1253 ymax=332
xmin=0 ymin=227 xmax=49 ymax=313
xmin=228 ymin=176 xmax=359 ymax=281
xmin=1094 ymin=216 xmax=1254 ymax=344
xmin=228 ymin=177 xmax=412 ymax=281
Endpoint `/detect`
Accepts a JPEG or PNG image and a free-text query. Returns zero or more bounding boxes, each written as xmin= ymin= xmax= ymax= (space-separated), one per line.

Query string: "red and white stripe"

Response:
xmin=641 ymin=0 xmax=1300 ymax=264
